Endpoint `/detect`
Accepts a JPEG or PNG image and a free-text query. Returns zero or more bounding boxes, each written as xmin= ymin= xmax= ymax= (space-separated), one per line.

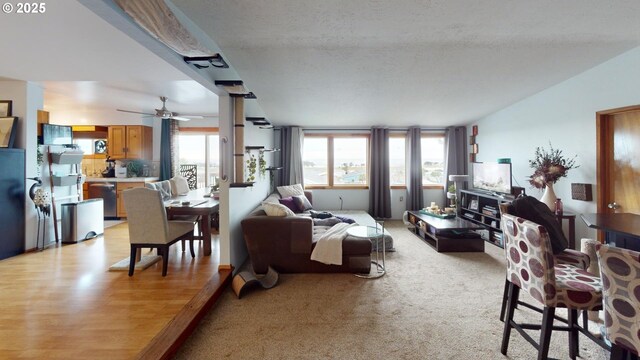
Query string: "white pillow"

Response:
xmin=170 ymin=176 xmax=190 ymax=196
xmin=262 ymin=201 xmax=295 ymax=217
xmin=277 ymin=184 xmax=304 ymax=198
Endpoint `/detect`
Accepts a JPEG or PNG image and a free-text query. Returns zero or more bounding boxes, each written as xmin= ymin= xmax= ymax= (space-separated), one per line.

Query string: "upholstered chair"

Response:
xmin=123 ymin=187 xmax=195 ymax=276
xmin=148 ymin=179 xmax=203 ymax=251
xmin=596 ymin=244 xmax=640 ymax=360
xmin=501 ymin=213 xmax=607 ymax=360
xmin=498 ymin=204 xmax=591 ymax=323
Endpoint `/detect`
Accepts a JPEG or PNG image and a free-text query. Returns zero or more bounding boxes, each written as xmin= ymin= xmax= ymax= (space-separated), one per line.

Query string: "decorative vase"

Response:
xmin=540 ymin=182 xmax=557 ymax=212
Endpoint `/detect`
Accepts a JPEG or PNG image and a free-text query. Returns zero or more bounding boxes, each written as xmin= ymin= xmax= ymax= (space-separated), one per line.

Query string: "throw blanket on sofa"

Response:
xmin=310 ymin=223 xmax=356 ymax=265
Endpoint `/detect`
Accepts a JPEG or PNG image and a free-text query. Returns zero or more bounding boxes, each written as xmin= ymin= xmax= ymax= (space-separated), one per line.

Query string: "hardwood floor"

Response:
xmin=0 ymin=223 xmax=230 ymax=359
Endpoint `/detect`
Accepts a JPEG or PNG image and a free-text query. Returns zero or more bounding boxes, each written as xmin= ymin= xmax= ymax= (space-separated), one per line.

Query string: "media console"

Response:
xmin=458 ymin=189 xmax=514 ymax=248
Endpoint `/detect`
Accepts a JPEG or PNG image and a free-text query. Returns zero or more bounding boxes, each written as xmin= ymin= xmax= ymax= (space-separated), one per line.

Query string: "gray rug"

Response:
xmin=175 ymin=221 xmax=609 ymax=359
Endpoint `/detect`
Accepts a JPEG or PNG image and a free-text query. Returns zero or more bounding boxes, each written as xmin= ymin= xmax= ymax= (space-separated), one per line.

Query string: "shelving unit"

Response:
xmin=48 ymin=148 xmax=84 ymax=243
xmin=458 ymin=189 xmax=513 ymax=248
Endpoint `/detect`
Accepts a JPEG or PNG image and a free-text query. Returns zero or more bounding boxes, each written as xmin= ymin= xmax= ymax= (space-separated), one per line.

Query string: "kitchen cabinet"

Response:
xmin=108 ymin=125 xmax=152 ymax=160
xmin=116 ymin=182 xmax=146 ymax=218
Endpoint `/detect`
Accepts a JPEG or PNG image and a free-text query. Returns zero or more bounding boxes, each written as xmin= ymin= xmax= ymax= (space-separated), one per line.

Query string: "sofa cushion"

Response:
xmin=263 ymin=193 xmax=281 ymax=204
xmin=278 ymin=197 xmax=299 ymax=213
xmin=293 ymin=194 xmax=313 ymax=212
xmin=262 ymin=201 xmax=296 ymax=217
xmin=277 ymin=184 xmax=304 ymax=198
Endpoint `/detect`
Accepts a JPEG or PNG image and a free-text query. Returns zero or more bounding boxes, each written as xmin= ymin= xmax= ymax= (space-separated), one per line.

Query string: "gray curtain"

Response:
xmin=443 ymin=126 xmax=468 ymax=195
xmin=368 ymin=127 xmax=391 ymax=218
xmin=159 ymin=118 xmax=179 ymax=181
xmin=277 ymin=126 xmax=304 ymax=187
xmin=405 ymin=126 xmax=423 ymax=210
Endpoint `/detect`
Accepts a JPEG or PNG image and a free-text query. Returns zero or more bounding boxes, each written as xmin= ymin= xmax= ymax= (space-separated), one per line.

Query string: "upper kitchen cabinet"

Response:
xmin=108 ymin=125 xmax=152 ymax=160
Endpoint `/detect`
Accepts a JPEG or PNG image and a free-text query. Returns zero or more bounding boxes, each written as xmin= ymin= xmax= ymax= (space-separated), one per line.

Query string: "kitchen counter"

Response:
xmin=84 ymin=177 xmax=159 ymax=183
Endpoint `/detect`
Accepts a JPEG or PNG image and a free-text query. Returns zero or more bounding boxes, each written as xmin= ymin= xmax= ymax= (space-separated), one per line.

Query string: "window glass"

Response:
xmin=178 ymin=134 xmax=206 ymax=188
xmin=421 ymin=136 xmax=445 ymax=185
xmin=73 ymin=139 xmax=94 ymax=154
xmin=207 ymin=134 xmax=220 ymax=186
xmin=333 ymin=137 xmax=367 ymax=185
xmin=389 ymin=137 xmax=406 ymax=185
xmin=303 ymin=137 xmax=328 ymax=185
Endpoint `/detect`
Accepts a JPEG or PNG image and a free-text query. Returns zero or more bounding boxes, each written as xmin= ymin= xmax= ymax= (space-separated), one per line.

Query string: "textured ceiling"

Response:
xmin=172 ymin=0 xmax=640 ymax=127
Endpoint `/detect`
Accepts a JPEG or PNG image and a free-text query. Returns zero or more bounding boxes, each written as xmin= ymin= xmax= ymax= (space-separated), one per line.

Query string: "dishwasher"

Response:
xmin=88 ymin=182 xmax=117 ymax=218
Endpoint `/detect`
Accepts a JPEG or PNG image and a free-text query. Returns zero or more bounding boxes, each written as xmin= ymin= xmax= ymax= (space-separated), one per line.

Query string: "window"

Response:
xmin=177 ymin=129 xmax=219 ymax=188
xmin=303 ymin=134 xmax=369 ymax=188
xmin=302 ymin=137 xmax=328 ymax=186
xmin=389 ymin=137 xmax=406 ymax=186
xmin=421 ymin=135 xmax=445 ymax=186
xmin=333 ymin=137 xmax=367 ymax=185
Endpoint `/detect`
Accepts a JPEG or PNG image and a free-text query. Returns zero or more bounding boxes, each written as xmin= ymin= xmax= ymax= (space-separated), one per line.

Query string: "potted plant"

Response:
xmin=446 ymin=184 xmax=456 ymax=207
xmin=246 ymin=154 xmax=257 ymax=182
xmin=528 ymin=142 xmax=578 ymax=211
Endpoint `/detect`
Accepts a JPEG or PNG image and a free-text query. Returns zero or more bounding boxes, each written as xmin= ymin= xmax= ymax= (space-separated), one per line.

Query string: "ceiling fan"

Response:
xmin=116 ymin=96 xmax=213 ymax=121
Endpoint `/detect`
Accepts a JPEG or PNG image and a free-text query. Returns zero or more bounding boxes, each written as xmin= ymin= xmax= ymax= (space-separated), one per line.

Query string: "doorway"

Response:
xmin=596 ymin=105 xmax=640 ymax=215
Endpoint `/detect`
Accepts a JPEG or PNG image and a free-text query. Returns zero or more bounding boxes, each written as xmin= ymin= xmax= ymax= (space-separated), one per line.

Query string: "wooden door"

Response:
xmin=597 ymin=106 xmax=640 ymax=215
xmin=108 ymin=126 xmax=127 ymax=159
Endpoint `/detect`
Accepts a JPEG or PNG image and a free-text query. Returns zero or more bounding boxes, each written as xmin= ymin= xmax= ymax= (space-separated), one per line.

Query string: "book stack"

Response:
xmin=492 ymin=232 xmax=503 ymax=247
xmin=482 ymin=205 xmax=498 ymax=217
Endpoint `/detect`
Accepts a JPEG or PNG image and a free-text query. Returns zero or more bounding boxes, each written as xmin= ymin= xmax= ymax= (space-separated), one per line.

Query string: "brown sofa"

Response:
xmin=241 ymin=191 xmax=372 ymax=274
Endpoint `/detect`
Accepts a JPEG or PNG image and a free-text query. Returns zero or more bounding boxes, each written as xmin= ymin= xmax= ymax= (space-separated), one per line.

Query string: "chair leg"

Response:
xmin=161 ymin=245 xmax=169 ymax=276
xmin=568 ymin=309 xmax=579 ymax=359
xmin=610 ymin=344 xmax=625 ymax=360
xmin=128 ymin=245 xmax=137 ymax=276
xmin=500 ymin=278 xmax=509 ymax=322
xmin=582 ymin=310 xmax=588 ymax=332
xmin=538 ymin=306 xmax=556 ymax=360
xmin=190 ymin=234 xmax=196 ymax=258
xmin=181 ymin=239 xmax=185 ymax=252
xmin=501 ymin=282 xmax=519 ymax=355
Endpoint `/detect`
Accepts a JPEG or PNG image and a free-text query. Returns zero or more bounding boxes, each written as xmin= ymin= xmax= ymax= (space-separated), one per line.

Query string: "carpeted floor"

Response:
xmin=175 ymin=221 xmax=608 ymax=359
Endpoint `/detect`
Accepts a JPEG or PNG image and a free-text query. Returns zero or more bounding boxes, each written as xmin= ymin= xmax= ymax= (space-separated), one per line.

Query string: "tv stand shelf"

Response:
xmin=459 ymin=189 xmax=513 ymax=248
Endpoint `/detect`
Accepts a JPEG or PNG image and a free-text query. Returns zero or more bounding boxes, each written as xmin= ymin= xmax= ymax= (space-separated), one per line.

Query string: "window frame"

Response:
xmin=388 ymin=132 xmax=445 ymax=190
xmin=420 ymin=133 xmax=445 ymax=190
xmin=303 ymin=133 xmax=370 ymax=189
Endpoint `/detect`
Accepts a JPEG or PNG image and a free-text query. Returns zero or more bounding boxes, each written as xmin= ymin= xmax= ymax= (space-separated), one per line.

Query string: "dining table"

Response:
xmin=164 ymin=188 xmax=219 ymax=256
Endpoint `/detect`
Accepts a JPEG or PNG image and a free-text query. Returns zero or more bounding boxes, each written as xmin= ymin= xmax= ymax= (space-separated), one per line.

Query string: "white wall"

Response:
xmin=310 ymin=188 xmax=445 ymax=219
xmin=218 ymin=95 xmax=273 ymax=270
xmin=473 ymin=45 xmax=640 ymax=245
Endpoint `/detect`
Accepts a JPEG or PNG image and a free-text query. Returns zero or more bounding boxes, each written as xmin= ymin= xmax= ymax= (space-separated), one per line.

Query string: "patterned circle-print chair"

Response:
xmin=596 ymin=244 xmax=640 ymax=360
xmin=501 ymin=213 xmax=609 ymax=360
xmin=498 ymin=204 xmax=591 ymax=324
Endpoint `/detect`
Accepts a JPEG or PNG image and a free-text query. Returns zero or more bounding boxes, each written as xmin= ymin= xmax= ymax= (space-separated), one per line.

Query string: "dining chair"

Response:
xmin=596 ymin=244 xmax=640 ymax=360
xmin=498 ymin=203 xmax=591 ymax=324
xmin=123 ymin=187 xmax=195 ymax=276
xmin=501 ymin=213 xmax=608 ymax=360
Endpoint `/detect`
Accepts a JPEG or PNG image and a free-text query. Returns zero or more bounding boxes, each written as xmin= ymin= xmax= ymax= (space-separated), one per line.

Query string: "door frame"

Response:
xmin=596 ymin=104 xmax=640 ymax=214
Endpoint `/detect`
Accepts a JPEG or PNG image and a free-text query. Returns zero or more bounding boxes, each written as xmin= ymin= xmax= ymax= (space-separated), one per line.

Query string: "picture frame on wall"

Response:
xmin=0 ymin=100 xmax=12 ymax=117
xmin=0 ymin=117 xmax=18 ymax=148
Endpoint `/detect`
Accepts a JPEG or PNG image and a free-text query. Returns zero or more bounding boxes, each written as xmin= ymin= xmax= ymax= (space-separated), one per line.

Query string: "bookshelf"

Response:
xmin=458 ymin=189 xmax=513 ymax=248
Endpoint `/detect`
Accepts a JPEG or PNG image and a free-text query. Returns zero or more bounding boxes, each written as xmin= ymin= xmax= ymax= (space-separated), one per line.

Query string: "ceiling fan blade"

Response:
xmin=117 ymin=109 xmax=156 ymax=116
xmin=179 ymin=114 xmax=219 ymax=119
xmin=170 ymin=116 xmax=191 ymax=121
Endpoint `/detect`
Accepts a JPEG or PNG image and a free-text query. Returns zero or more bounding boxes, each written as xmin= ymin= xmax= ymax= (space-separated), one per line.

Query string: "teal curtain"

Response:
xmin=159 ymin=119 xmax=172 ymax=180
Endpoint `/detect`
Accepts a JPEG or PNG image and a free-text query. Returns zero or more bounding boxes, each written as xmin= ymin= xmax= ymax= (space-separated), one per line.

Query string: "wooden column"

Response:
xmin=233 ymin=96 xmax=245 ymax=183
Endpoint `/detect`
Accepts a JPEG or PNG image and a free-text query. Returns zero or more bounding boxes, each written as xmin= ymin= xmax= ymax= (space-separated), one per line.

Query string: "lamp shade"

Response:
xmin=448 ymin=175 xmax=470 ymax=182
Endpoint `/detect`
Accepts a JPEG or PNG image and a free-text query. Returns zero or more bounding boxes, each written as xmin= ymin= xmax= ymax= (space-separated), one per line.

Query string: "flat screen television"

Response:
xmin=472 ymin=162 xmax=512 ymax=194
xmin=42 ymin=124 xmax=73 ymax=145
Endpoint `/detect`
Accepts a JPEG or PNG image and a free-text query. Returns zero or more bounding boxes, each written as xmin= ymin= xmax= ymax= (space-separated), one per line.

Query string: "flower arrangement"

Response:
xmin=528 ymin=142 xmax=579 ymax=189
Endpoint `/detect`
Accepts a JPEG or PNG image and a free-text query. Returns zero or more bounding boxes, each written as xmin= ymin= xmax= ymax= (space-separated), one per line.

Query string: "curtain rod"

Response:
xmin=273 ymin=127 xmax=448 ymax=131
